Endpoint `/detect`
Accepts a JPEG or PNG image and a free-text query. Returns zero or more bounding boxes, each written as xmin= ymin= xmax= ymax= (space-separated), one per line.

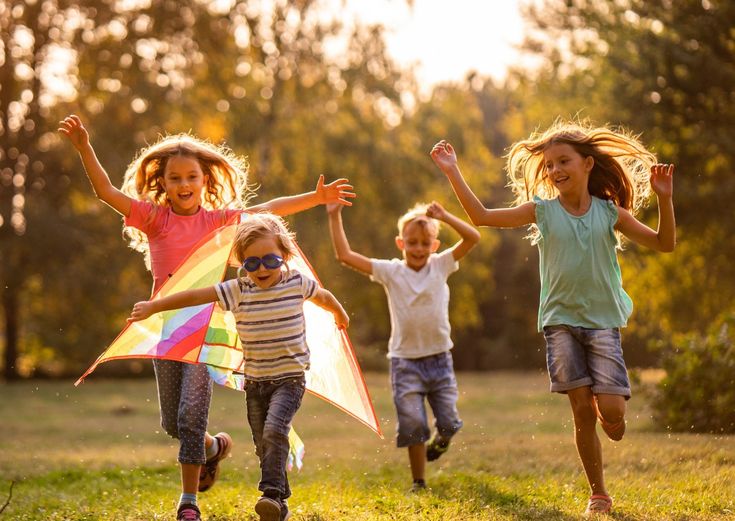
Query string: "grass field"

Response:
xmin=2 ymin=371 xmax=734 ymax=520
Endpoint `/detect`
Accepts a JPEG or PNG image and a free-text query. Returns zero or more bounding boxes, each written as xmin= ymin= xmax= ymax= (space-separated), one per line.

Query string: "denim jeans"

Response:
xmin=543 ymin=325 xmax=631 ymax=398
xmin=390 ymin=351 xmax=463 ymax=447
xmin=245 ymin=375 xmax=306 ymax=500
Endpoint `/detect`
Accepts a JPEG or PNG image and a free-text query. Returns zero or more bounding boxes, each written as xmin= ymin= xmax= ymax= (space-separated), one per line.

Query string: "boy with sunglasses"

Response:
xmin=128 ymin=213 xmax=349 ymax=521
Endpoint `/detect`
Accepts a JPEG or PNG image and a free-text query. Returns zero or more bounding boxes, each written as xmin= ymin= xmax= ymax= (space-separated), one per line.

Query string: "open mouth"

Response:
xmin=178 ymin=192 xmax=193 ymax=201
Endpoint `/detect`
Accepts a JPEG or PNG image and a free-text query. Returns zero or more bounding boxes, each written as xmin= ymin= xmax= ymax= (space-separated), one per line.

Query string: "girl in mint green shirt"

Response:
xmin=430 ymin=120 xmax=675 ymax=516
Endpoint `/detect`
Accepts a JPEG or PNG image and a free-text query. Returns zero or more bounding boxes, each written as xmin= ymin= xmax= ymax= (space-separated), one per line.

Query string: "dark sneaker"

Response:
xmin=198 ymin=432 xmax=233 ymax=492
xmin=255 ymin=496 xmax=281 ymax=521
xmin=280 ymin=499 xmax=291 ymax=521
xmin=426 ymin=433 xmax=450 ymax=462
xmin=176 ymin=503 xmax=202 ymax=521
xmin=410 ymin=480 xmax=427 ymax=493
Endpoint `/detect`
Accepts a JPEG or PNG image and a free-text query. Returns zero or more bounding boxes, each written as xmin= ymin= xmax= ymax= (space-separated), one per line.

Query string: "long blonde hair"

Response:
xmin=506 ymin=119 xmax=656 ymax=215
xmin=120 ymin=134 xmax=253 ymax=259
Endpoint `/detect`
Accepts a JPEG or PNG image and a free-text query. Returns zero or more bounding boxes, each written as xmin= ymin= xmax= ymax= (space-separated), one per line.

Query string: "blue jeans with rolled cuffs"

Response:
xmin=390 ymin=351 xmax=463 ymax=448
xmin=543 ymin=325 xmax=631 ymax=398
xmin=245 ymin=375 xmax=305 ymax=500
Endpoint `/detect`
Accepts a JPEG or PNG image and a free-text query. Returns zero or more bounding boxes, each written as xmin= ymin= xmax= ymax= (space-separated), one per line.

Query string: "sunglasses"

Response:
xmin=241 ymin=253 xmax=284 ymax=272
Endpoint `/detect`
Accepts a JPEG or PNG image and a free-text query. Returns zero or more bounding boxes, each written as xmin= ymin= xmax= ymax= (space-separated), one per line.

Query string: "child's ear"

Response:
xmin=395 ymin=236 xmax=404 ymax=251
xmin=431 ymin=239 xmax=440 ymax=253
xmin=584 ymin=155 xmax=594 ymax=173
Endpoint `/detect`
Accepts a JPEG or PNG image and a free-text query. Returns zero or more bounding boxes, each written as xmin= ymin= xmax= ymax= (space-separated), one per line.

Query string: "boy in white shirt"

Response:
xmin=326 ymin=201 xmax=480 ymax=491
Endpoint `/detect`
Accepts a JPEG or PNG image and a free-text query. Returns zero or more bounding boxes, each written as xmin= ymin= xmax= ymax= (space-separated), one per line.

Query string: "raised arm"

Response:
xmin=128 ymin=287 xmax=219 ymax=323
xmin=430 ymin=140 xmax=535 ymax=228
xmin=309 ymin=287 xmax=350 ymax=329
xmin=58 ymin=115 xmax=132 ymax=217
xmin=326 ymin=203 xmax=373 ymax=275
xmin=248 ymin=175 xmax=356 ymax=216
xmin=426 ymin=201 xmax=480 ymax=261
xmin=616 ymin=163 xmax=676 ymax=252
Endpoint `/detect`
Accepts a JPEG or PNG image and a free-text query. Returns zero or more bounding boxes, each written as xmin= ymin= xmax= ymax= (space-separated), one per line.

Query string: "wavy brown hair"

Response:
xmin=506 ymin=119 xmax=656 ymax=214
xmin=120 ymin=134 xmax=253 ymax=261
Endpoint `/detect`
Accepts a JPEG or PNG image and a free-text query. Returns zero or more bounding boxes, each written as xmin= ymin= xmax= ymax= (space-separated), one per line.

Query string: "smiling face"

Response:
xmin=543 ymin=142 xmax=594 ymax=196
xmin=396 ymin=219 xmax=440 ymax=272
xmin=161 ymin=155 xmax=209 ymax=215
xmin=240 ymin=236 xmax=285 ymax=289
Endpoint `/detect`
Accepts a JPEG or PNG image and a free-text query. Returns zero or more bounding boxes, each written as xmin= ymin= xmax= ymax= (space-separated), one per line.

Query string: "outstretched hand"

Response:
xmin=430 ymin=140 xmax=458 ymax=171
xmin=58 ymin=115 xmax=90 ymax=151
xmin=315 ymin=175 xmax=356 ymax=206
xmin=650 ymin=163 xmax=674 ymax=199
xmin=127 ymin=301 xmax=155 ymax=323
xmin=426 ymin=201 xmax=448 ymax=221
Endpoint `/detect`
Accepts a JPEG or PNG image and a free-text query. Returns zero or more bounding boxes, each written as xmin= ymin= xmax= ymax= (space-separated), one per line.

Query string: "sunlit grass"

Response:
xmin=3 ymin=372 xmax=734 ymax=520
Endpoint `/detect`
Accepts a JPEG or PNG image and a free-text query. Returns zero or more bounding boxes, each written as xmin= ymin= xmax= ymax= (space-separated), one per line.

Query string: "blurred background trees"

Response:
xmin=2 ymin=0 xmax=734 ymax=429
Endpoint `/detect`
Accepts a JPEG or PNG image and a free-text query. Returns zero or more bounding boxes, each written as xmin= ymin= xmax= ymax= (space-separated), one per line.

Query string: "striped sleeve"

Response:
xmin=216 ymin=278 xmax=243 ymax=311
xmin=299 ymin=273 xmax=318 ymax=299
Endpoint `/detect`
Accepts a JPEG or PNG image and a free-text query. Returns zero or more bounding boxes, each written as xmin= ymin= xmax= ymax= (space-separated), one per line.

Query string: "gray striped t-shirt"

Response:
xmin=215 ymin=271 xmax=318 ymax=381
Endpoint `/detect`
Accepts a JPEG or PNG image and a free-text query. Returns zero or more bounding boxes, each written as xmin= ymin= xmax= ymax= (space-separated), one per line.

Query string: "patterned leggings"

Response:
xmin=153 ymin=360 xmax=213 ymax=465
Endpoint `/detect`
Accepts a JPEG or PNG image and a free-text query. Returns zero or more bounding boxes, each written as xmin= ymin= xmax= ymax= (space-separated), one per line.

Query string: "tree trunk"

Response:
xmin=2 ymin=286 xmax=19 ymax=381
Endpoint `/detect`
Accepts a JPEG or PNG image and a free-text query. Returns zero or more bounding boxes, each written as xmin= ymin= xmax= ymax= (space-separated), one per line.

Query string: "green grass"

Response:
xmin=2 ymin=372 xmax=734 ymax=520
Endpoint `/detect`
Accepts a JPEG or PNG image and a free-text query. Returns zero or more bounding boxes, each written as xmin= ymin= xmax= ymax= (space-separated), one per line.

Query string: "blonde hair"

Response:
xmin=396 ymin=203 xmax=440 ymax=237
xmin=121 ymin=133 xmax=253 ymax=260
xmin=506 ymin=119 xmax=655 ymax=214
xmin=232 ymin=213 xmax=298 ymax=266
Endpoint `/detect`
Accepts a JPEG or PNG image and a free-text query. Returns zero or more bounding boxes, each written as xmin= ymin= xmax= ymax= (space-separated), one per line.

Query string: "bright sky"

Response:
xmin=343 ymin=0 xmax=525 ymax=88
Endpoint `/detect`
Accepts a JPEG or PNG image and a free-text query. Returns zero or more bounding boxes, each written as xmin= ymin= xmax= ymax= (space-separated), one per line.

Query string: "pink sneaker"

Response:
xmin=584 ymin=494 xmax=612 ymax=516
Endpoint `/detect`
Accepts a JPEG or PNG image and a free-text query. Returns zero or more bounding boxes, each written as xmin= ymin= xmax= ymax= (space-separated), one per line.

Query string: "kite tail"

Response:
xmin=287 ymin=428 xmax=305 ymax=472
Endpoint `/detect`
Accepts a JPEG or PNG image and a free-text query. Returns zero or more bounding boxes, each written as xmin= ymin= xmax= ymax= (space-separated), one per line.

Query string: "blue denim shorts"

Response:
xmin=389 ymin=352 xmax=463 ymax=448
xmin=543 ymin=325 xmax=631 ymax=398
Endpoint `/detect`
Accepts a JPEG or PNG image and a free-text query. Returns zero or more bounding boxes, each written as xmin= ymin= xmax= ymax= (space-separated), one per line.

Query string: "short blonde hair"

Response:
xmin=396 ymin=203 xmax=440 ymax=237
xmin=232 ymin=213 xmax=297 ymax=264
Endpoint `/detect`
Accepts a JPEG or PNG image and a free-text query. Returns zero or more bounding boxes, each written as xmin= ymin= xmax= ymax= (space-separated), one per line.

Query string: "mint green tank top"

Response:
xmin=533 ymin=196 xmax=633 ymax=331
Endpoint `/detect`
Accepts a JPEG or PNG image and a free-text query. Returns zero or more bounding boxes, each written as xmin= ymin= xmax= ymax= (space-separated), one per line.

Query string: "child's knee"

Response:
xmin=598 ymin=402 xmax=625 ymax=424
xmin=570 ymin=399 xmax=597 ymax=425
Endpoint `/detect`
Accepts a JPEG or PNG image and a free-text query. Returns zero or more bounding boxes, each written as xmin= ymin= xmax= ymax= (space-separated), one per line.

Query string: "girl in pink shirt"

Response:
xmin=59 ymin=114 xmax=354 ymax=521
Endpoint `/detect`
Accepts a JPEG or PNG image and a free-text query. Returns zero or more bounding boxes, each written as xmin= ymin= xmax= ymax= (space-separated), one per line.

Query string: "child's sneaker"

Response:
xmin=410 ymin=479 xmax=428 ymax=493
xmin=255 ymin=496 xmax=281 ymax=521
xmin=584 ymin=494 xmax=612 ymax=516
xmin=280 ymin=499 xmax=291 ymax=521
xmin=176 ymin=503 xmax=202 ymax=521
xmin=198 ymin=432 xmax=233 ymax=492
xmin=426 ymin=433 xmax=450 ymax=461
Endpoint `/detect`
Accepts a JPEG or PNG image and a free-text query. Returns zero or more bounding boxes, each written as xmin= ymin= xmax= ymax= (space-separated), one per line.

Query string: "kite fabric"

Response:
xmin=75 ymin=216 xmax=382 ymax=439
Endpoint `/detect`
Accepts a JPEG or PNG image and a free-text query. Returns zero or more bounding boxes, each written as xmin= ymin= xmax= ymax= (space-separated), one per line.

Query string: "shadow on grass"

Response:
xmin=431 ymin=472 xmax=578 ymax=521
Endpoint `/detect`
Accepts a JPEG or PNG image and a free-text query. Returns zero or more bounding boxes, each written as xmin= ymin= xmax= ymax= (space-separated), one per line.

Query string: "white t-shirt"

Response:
xmin=370 ymin=248 xmax=459 ymax=359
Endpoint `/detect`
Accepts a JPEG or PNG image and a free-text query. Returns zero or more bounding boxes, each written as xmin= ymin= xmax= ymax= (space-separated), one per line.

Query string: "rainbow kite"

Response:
xmin=76 ymin=217 xmax=382 ymax=441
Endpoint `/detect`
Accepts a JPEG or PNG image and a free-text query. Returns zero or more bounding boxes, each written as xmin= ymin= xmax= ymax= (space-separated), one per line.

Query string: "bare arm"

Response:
xmin=58 ymin=115 xmax=132 ymax=217
xmin=430 ymin=140 xmax=536 ymax=228
xmin=309 ymin=288 xmax=350 ymax=329
xmin=128 ymin=287 xmax=219 ymax=322
xmin=248 ymin=175 xmax=356 ymax=216
xmin=326 ymin=204 xmax=373 ymax=275
xmin=615 ymin=164 xmax=676 ymax=252
xmin=426 ymin=202 xmax=480 ymax=261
